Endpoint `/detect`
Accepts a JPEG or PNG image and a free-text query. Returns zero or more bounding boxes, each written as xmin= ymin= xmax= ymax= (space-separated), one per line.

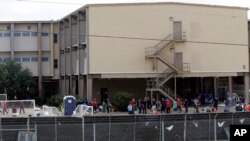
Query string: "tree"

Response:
xmin=0 ymin=61 xmax=35 ymax=99
xmin=112 ymin=91 xmax=134 ymax=111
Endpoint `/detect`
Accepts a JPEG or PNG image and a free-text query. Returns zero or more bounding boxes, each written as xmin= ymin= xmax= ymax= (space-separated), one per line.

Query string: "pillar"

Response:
xmin=87 ymin=75 xmax=93 ymax=101
xmin=65 ymin=77 xmax=70 ymax=95
xmin=200 ymin=77 xmax=204 ymax=95
xmin=72 ymin=77 xmax=76 ymax=96
xmin=244 ymin=73 xmax=250 ymax=103
xmin=214 ymin=77 xmax=218 ymax=98
xmin=37 ymin=23 xmax=43 ymax=97
xmin=228 ymin=76 xmax=233 ymax=94
xmin=10 ymin=23 xmax=14 ymax=60
xmin=78 ymin=76 xmax=84 ymax=99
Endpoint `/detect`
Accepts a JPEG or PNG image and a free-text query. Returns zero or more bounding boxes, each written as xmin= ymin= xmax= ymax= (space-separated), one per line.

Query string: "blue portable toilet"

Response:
xmin=64 ymin=96 xmax=76 ymax=116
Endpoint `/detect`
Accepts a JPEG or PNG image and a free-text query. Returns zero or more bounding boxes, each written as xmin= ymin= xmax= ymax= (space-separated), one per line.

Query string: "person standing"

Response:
xmin=165 ymin=99 xmax=171 ymax=114
xmin=19 ymin=101 xmax=25 ymax=114
xmin=213 ymin=97 xmax=219 ymax=111
xmin=172 ymin=101 xmax=178 ymax=114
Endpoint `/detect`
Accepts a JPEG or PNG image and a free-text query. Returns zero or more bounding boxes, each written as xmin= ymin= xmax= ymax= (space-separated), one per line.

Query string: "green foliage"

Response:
xmin=47 ymin=95 xmax=63 ymax=107
xmin=112 ymin=91 xmax=134 ymax=112
xmin=35 ymin=97 xmax=44 ymax=106
xmin=0 ymin=61 xmax=34 ymax=99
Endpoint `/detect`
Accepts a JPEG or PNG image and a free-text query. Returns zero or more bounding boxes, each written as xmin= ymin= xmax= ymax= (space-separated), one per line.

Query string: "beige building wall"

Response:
xmin=88 ymin=3 xmax=249 ymax=77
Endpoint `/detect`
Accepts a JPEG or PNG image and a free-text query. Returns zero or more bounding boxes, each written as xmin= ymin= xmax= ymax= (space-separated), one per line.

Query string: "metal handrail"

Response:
xmin=145 ymin=33 xmax=174 ymax=56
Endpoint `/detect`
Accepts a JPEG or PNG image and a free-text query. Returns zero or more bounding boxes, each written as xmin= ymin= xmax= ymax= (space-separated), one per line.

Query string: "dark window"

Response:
xmin=53 ymin=34 xmax=58 ymax=43
xmin=31 ymin=32 xmax=37 ymax=36
xmin=31 ymin=57 xmax=38 ymax=62
xmin=42 ymin=32 xmax=49 ymax=36
xmin=22 ymin=57 xmax=30 ymax=62
xmin=14 ymin=58 xmax=21 ymax=62
xmin=54 ymin=59 xmax=58 ymax=68
xmin=41 ymin=57 xmax=49 ymax=61
xmin=7 ymin=26 xmax=10 ymax=30
xmin=4 ymin=32 xmax=10 ymax=37
xmin=14 ymin=32 xmax=21 ymax=37
xmin=22 ymin=32 xmax=30 ymax=37
xmin=4 ymin=58 xmax=11 ymax=62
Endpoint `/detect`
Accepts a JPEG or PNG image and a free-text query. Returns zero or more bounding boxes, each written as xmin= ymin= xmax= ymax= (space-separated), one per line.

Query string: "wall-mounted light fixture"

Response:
xmin=169 ymin=17 xmax=174 ymax=21
xmin=170 ymin=47 xmax=175 ymax=52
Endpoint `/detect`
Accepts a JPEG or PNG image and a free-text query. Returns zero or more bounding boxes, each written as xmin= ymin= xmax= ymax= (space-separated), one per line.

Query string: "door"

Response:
xmin=173 ymin=21 xmax=182 ymax=40
xmin=100 ymin=88 xmax=108 ymax=102
xmin=174 ymin=52 xmax=183 ymax=71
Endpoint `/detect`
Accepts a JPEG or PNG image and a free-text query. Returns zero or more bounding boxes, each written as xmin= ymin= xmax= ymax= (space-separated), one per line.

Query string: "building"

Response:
xmin=0 ymin=21 xmax=59 ymax=98
xmin=58 ymin=2 xmax=249 ymax=103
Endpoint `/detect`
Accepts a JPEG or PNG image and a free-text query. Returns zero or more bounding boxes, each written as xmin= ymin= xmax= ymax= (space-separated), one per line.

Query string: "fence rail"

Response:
xmin=0 ymin=112 xmax=249 ymax=141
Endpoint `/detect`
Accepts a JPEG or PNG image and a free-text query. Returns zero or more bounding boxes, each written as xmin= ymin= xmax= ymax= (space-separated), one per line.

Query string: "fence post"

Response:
xmin=55 ymin=117 xmax=57 ymax=141
xmin=214 ymin=113 xmax=218 ymax=141
xmin=93 ymin=123 xmax=96 ymax=141
xmin=82 ymin=116 xmax=85 ymax=141
xmin=134 ymin=115 xmax=136 ymax=141
xmin=109 ymin=115 xmax=111 ymax=141
xmin=161 ymin=120 xmax=164 ymax=141
xmin=183 ymin=114 xmax=187 ymax=141
xmin=208 ymin=113 xmax=211 ymax=141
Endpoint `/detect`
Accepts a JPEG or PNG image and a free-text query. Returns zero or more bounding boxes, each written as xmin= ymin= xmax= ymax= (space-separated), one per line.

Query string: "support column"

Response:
xmin=244 ymin=73 xmax=250 ymax=104
xmin=72 ymin=77 xmax=76 ymax=96
xmin=37 ymin=23 xmax=43 ymax=97
xmin=200 ymin=77 xmax=204 ymax=95
xmin=174 ymin=75 xmax=177 ymax=99
xmin=65 ymin=77 xmax=70 ymax=95
xmin=79 ymin=76 xmax=84 ymax=99
xmin=214 ymin=77 xmax=218 ymax=98
xmin=10 ymin=23 xmax=14 ymax=60
xmin=228 ymin=77 xmax=233 ymax=94
xmin=87 ymin=75 xmax=93 ymax=101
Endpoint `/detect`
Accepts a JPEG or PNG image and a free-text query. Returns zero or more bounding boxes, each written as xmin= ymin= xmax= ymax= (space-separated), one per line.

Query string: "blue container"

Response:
xmin=64 ymin=96 xmax=76 ymax=116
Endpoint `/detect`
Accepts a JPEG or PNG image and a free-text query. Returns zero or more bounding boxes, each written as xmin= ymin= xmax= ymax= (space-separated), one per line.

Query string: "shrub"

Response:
xmin=47 ymin=95 xmax=63 ymax=107
xmin=112 ymin=91 xmax=134 ymax=112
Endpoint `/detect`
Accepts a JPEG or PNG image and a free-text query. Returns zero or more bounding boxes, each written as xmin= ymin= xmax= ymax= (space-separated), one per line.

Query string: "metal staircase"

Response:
xmin=145 ymin=33 xmax=183 ymax=101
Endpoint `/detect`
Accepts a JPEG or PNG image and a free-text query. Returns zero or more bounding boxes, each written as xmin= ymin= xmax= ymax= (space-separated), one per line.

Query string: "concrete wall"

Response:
xmin=88 ymin=3 xmax=248 ymax=76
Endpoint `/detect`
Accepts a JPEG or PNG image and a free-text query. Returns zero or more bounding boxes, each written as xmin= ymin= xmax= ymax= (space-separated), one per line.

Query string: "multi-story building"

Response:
xmin=0 ymin=21 xmax=59 ymax=98
xmin=59 ymin=2 xmax=249 ymax=103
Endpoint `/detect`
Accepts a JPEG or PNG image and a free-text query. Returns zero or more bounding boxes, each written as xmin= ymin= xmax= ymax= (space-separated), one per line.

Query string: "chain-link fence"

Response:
xmin=0 ymin=112 xmax=249 ymax=141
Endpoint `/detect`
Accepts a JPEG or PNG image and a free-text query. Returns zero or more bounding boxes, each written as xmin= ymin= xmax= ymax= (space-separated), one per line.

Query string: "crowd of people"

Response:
xmin=126 ymin=94 xmax=250 ymax=115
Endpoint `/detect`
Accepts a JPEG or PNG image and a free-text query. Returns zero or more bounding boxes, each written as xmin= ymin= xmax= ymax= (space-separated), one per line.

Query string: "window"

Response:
xmin=0 ymin=33 xmax=2 ymax=37
xmin=54 ymin=59 xmax=58 ymax=68
xmin=3 ymin=57 xmax=11 ymax=62
xmin=31 ymin=32 xmax=37 ymax=36
xmin=4 ymin=32 xmax=10 ymax=37
xmin=22 ymin=32 xmax=30 ymax=37
xmin=22 ymin=57 xmax=30 ymax=62
xmin=41 ymin=57 xmax=49 ymax=61
xmin=42 ymin=32 xmax=49 ymax=36
xmin=7 ymin=26 xmax=10 ymax=30
xmin=14 ymin=58 xmax=21 ymax=62
xmin=14 ymin=32 xmax=21 ymax=37
xmin=31 ymin=57 xmax=38 ymax=62
xmin=53 ymin=34 xmax=58 ymax=43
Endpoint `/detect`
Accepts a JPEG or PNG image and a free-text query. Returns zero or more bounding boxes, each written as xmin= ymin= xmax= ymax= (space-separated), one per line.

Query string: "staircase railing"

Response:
xmin=145 ymin=34 xmax=174 ymax=56
xmin=157 ymin=68 xmax=175 ymax=86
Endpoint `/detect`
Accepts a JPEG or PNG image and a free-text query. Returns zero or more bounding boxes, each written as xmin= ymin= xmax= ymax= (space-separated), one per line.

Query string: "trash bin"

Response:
xmin=64 ymin=96 xmax=76 ymax=116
